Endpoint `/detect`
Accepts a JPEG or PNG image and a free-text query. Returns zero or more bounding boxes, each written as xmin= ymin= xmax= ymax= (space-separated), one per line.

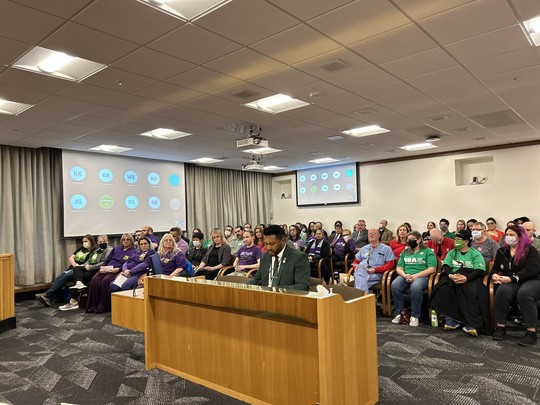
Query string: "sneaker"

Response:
xmin=462 ymin=326 xmax=478 ymax=337
xmin=519 ymin=331 xmax=538 ymax=347
xmin=37 ymin=294 xmax=52 ymax=307
xmin=444 ymin=320 xmax=461 ymax=331
xmin=409 ymin=317 xmax=419 ymax=327
xmin=492 ymin=327 xmax=506 ymax=341
xmin=59 ymin=302 xmax=79 ymax=311
xmin=69 ymin=282 xmax=87 ymax=290
xmin=391 ymin=315 xmax=401 ymax=324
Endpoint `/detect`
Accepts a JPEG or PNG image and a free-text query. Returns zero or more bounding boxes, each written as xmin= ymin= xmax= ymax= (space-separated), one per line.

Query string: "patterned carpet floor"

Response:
xmin=0 ymin=300 xmax=538 ymax=404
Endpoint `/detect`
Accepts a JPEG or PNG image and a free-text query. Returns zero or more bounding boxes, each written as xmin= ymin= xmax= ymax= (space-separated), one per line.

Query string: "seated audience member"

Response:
xmin=352 ymin=219 xmax=369 ymax=249
xmin=248 ymin=224 xmax=310 ymax=290
xmin=466 ymin=219 xmax=478 ymax=231
xmin=485 ymin=217 xmax=504 ymax=243
xmin=195 ymin=229 xmax=231 ymax=280
xmin=422 ymin=221 xmax=436 ymax=241
xmin=288 ymin=224 xmax=304 ymax=250
xmin=253 ymin=225 xmax=265 ymax=250
xmin=352 ymin=228 xmax=395 ymax=292
xmin=331 ymin=228 xmax=356 ymax=271
xmin=36 ymin=234 xmax=97 ymax=307
xmin=109 ymin=236 xmax=154 ymax=293
xmin=133 ymin=229 xmax=142 ymax=246
xmin=426 ymin=228 xmax=455 ymax=260
xmin=170 ymin=227 xmax=188 ymax=254
xmin=244 ymin=222 xmax=252 ymax=231
xmin=328 ymin=221 xmax=343 ymax=246
xmin=455 ymin=219 xmax=466 ymax=235
xmin=430 ymin=230 xmax=491 ymax=336
xmin=471 ymin=222 xmax=498 ymax=263
xmin=307 ymin=221 xmax=317 ymax=239
xmin=492 ymin=225 xmax=540 ymax=346
xmin=155 ymin=233 xmax=189 ymax=277
xmin=224 ymin=225 xmax=234 ymax=243
xmin=141 ymin=225 xmax=159 ymax=249
xmin=59 ymin=234 xmax=113 ymax=311
xmin=439 ymin=218 xmax=455 ymax=239
xmin=230 ymin=230 xmax=262 ymax=275
xmin=378 ymin=219 xmax=394 ymax=245
xmin=298 ymin=224 xmax=308 ymax=242
xmin=305 ymin=229 xmax=331 ymax=282
xmin=514 ymin=217 xmax=529 ymax=226
xmin=86 ymin=233 xmax=137 ymax=313
xmin=522 ymin=221 xmax=540 ymax=251
xmin=228 ymin=226 xmax=244 ymax=256
xmin=403 ymin=222 xmax=412 ymax=232
xmin=390 ymin=224 xmax=409 ymax=260
xmin=316 ymin=221 xmax=329 ymax=238
xmin=186 ymin=232 xmax=207 ymax=267
xmin=391 ymin=231 xmax=437 ymax=327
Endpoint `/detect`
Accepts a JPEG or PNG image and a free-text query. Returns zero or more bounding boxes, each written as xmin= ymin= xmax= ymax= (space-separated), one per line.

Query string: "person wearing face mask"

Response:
xmin=439 ymin=218 xmax=455 ymax=239
xmin=430 ymin=229 xmax=491 ymax=337
xmin=378 ymin=219 xmax=394 ymax=245
xmin=390 ymin=231 xmax=437 ymax=327
xmin=59 ymin=235 xmax=113 ymax=311
xmin=36 ymin=234 xmax=97 ymax=307
xmin=470 ymin=222 xmax=498 ymax=263
xmin=186 ymin=232 xmax=208 ymax=267
xmin=224 ymin=225 xmax=234 ymax=243
xmin=491 ymin=225 xmax=540 ymax=346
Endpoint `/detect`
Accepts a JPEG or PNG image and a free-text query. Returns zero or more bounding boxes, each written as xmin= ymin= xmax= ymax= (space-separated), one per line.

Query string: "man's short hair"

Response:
xmin=243 ymin=229 xmax=254 ymax=237
xmin=170 ymin=227 xmax=180 ymax=233
xmin=264 ymin=224 xmax=286 ymax=239
xmin=234 ymin=226 xmax=243 ymax=231
xmin=439 ymin=218 xmax=450 ymax=226
xmin=192 ymin=232 xmax=204 ymax=240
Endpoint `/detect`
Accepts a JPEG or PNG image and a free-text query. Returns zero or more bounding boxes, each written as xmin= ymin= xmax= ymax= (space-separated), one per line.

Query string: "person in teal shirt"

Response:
xmin=391 ymin=231 xmax=437 ymax=327
xmin=430 ymin=229 xmax=492 ymax=336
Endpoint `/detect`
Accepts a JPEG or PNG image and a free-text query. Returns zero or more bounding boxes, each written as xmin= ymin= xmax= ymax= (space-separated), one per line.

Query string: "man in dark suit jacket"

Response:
xmin=249 ymin=225 xmax=310 ymax=291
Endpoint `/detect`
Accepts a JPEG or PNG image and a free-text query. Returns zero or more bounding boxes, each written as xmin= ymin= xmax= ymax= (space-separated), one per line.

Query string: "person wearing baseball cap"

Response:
xmin=429 ymin=228 xmax=492 ymax=336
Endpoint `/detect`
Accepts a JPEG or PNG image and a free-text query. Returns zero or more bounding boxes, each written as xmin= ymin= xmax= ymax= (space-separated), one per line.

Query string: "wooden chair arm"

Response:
xmin=217 ymin=266 xmax=235 ymax=277
xmin=245 ymin=269 xmax=258 ymax=278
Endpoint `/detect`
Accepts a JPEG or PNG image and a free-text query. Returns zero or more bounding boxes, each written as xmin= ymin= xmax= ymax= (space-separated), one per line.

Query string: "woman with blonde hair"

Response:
xmin=195 ymin=229 xmax=231 ymax=280
xmin=156 ymin=233 xmax=189 ymax=277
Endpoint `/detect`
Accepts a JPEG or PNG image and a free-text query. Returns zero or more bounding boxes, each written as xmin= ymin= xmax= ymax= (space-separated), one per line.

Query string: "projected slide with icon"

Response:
xmin=62 ymin=150 xmax=186 ymax=237
xmin=296 ymin=162 xmax=358 ymax=207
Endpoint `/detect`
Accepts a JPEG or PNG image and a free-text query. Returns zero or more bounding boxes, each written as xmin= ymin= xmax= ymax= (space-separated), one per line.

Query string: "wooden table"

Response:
xmin=111 ymin=288 xmax=145 ymax=332
xmin=0 ymin=254 xmax=15 ymax=333
xmin=144 ymin=276 xmax=379 ymax=405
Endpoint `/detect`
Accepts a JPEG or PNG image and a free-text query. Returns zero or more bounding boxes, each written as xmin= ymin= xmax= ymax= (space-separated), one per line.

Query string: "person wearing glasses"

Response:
xmin=391 ymin=231 xmax=437 ymax=327
xmin=430 ymin=229 xmax=491 ymax=336
xmin=351 ymin=228 xmax=395 ymax=292
xmin=109 ymin=236 xmax=154 ymax=293
xmin=485 ymin=217 xmax=504 ymax=243
xmin=156 ymin=233 xmax=189 ymax=277
xmin=86 ymin=233 xmax=137 ymax=313
xmin=331 ymin=228 xmax=356 ymax=274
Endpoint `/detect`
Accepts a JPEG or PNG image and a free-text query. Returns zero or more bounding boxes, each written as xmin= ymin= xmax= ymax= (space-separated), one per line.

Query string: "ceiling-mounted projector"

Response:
xmin=237 ymin=137 xmax=269 ymax=148
xmin=242 ymin=163 xmax=265 ymax=171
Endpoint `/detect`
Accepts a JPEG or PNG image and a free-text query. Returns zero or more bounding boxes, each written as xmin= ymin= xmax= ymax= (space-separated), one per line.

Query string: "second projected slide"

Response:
xmin=62 ymin=150 xmax=186 ymax=237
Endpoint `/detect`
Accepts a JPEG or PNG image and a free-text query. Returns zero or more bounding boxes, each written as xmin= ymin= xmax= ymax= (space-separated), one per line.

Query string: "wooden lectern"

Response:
xmin=0 ymin=254 xmax=16 ymax=334
xmin=144 ymin=276 xmax=378 ymax=405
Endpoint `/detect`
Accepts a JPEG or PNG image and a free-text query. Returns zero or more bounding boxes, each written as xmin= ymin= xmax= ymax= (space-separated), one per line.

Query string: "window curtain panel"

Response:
xmin=185 ymin=164 xmax=272 ymax=236
xmin=0 ymin=146 xmax=75 ymax=285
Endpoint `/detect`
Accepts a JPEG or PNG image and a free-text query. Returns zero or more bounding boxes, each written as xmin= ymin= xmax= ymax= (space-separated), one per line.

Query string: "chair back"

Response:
xmin=150 ymin=254 xmax=163 ymax=275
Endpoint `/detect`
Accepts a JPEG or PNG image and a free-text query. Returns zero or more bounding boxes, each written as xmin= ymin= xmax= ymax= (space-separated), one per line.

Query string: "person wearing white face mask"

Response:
xmin=471 ymin=222 xmax=498 ymax=263
xmin=492 ymin=225 xmax=540 ymax=346
xmin=186 ymin=232 xmax=208 ymax=268
xmin=36 ymin=234 xmax=97 ymax=307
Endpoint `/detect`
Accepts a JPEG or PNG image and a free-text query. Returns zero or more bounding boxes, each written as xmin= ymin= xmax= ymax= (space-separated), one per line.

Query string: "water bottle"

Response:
xmin=430 ymin=309 xmax=438 ymax=327
xmin=333 ymin=271 xmax=340 ymax=284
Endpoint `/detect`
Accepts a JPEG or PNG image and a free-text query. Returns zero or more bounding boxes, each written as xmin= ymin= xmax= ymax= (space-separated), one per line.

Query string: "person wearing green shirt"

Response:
xmin=430 ymin=229 xmax=492 ymax=336
xmin=391 ymin=231 xmax=437 ymax=327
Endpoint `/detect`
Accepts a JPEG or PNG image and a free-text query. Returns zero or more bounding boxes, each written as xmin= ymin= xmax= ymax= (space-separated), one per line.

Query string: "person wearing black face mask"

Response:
xmin=390 ymin=231 xmax=437 ymax=327
xmin=59 ymin=234 xmax=113 ymax=311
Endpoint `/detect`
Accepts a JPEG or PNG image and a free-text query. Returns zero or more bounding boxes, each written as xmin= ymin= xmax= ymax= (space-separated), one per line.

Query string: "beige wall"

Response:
xmin=271 ymin=145 xmax=538 ymax=234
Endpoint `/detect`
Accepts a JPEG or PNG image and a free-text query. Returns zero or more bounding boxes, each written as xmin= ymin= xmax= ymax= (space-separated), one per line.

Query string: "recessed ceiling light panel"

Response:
xmin=242 ymin=147 xmax=281 ymax=155
xmin=308 ymin=157 xmax=339 ymax=164
xmin=139 ymin=128 xmax=192 ymax=140
xmin=190 ymin=157 xmax=223 ymax=164
xmin=90 ymin=145 xmax=132 ymax=153
xmin=139 ymin=0 xmax=232 ymax=21
xmin=399 ymin=143 xmax=438 ymax=151
xmin=342 ymin=125 xmax=390 ymax=137
xmin=523 ymin=16 xmax=540 ymax=46
xmin=0 ymin=98 xmax=33 ymax=115
xmin=244 ymin=94 xmax=309 ymax=114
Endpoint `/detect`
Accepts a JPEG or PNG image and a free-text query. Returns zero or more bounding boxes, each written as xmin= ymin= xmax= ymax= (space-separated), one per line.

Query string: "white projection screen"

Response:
xmin=296 ymin=162 xmax=359 ymax=207
xmin=62 ymin=150 xmax=187 ymax=237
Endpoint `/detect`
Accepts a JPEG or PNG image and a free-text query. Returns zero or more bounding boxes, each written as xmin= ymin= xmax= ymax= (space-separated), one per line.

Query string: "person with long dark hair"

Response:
xmin=492 ymin=225 xmax=540 ymax=346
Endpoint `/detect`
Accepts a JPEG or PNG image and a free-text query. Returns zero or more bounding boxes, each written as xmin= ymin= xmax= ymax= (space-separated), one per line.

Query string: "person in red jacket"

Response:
xmin=426 ymin=228 xmax=454 ymax=260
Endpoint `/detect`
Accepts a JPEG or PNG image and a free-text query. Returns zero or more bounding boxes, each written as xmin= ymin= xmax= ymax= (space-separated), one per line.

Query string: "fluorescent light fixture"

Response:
xmin=244 ymin=94 xmax=310 ymax=114
xmin=90 ymin=145 xmax=132 ymax=153
xmin=242 ymin=147 xmax=282 ymax=155
xmin=12 ymin=46 xmax=107 ymax=82
xmin=190 ymin=157 xmax=223 ymax=164
xmin=342 ymin=125 xmax=390 ymax=137
xmin=399 ymin=142 xmax=438 ymax=151
xmin=523 ymin=16 xmax=540 ymax=46
xmin=263 ymin=166 xmax=285 ymax=171
xmin=0 ymin=98 xmax=33 ymax=115
xmin=327 ymin=135 xmax=344 ymax=141
xmin=139 ymin=0 xmax=232 ymax=21
xmin=308 ymin=157 xmax=339 ymax=164
xmin=139 ymin=128 xmax=192 ymax=140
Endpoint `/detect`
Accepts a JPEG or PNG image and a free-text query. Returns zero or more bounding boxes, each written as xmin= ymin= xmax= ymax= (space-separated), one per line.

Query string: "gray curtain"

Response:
xmin=0 ymin=146 xmax=74 ymax=285
xmin=185 ymin=164 xmax=272 ymax=236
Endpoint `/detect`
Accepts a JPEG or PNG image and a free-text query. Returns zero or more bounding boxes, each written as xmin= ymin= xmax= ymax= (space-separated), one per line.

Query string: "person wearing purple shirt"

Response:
xmin=170 ymin=227 xmax=189 ymax=254
xmin=231 ymin=230 xmax=262 ymax=275
xmin=158 ymin=233 xmax=188 ymax=276
xmin=141 ymin=225 xmax=159 ymax=249
xmin=110 ymin=236 xmax=154 ymax=292
xmin=86 ymin=233 xmax=138 ymax=313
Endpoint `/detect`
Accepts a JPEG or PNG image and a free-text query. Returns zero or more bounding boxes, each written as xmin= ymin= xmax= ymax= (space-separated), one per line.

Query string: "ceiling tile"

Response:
xmin=248 ymin=67 xmax=319 ymax=93
xmin=83 ymin=66 xmax=159 ymax=94
xmin=204 ymin=48 xmax=285 ymax=80
xmin=359 ymin=81 xmax=436 ymax=114
xmin=108 ymin=95 xmax=171 ymax=113
xmin=136 ymin=83 xmax=202 ymax=104
xmin=167 ymin=67 xmax=240 ymax=93
xmin=12 ymin=0 xmax=93 ymax=19
xmin=0 ymin=68 xmax=74 ymax=94
xmin=0 ymin=83 xmax=50 ymax=104
xmin=57 ymin=83 xmax=128 ymax=104
xmin=464 ymin=47 xmax=540 ymax=78
xmin=293 ymin=48 xmax=372 ymax=80
xmin=73 ymin=0 xmax=183 ymax=45
xmin=87 ymin=105 xmax=140 ymax=121
xmin=179 ymin=95 xmax=238 ymax=114
xmin=381 ymin=48 xmax=458 ymax=79
xmin=288 ymin=82 xmax=348 ymax=104
xmin=267 ymin=0 xmax=354 ymax=21
xmin=152 ymin=105 xmax=207 ymax=122
xmin=510 ymin=0 xmax=540 ymax=21
xmin=197 ymin=0 xmax=299 ymax=46
xmin=392 ymin=0 xmax=476 ymax=20
xmin=38 ymin=95 xmax=101 ymax=114
xmin=148 ymin=24 xmax=242 ymax=65
xmin=0 ymin=36 xmax=32 ymax=66
xmin=329 ymin=66 xmax=399 ymax=93
xmin=308 ymin=0 xmax=410 ymax=45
